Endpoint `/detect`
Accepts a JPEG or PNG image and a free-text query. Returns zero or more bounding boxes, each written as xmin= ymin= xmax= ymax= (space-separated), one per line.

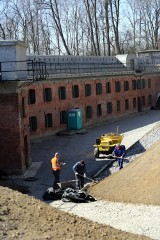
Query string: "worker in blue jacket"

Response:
xmin=73 ymin=160 xmax=86 ymax=189
xmin=113 ymin=143 xmax=125 ymax=170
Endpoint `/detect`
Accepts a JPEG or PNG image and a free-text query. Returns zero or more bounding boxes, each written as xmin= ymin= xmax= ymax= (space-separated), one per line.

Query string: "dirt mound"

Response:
xmin=89 ymin=140 xmax=160 ymax=205
xmin=0 ymin=186 xmax=150 ymax=240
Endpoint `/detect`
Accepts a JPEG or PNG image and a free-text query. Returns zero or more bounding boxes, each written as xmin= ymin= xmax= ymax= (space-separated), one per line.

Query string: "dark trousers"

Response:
xmin=75 ymin=174 xmax=84 ymax=190
xmin=118 ymin=158 xmax=123 ymax=170
xmin=52 ymin=170 xmax=60 ymax=189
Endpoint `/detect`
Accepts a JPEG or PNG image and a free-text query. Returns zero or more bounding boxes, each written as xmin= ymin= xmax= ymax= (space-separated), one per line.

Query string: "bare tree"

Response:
xmin=104 ymin=0 xmax=111 ymax=55
xmin=84 ymin=0 xmax=97 ymax=55
xmin=143 ymin=0 xmax=160 ymax=49
xmin=109 ymin=0 xmax=121 ymax=54
xmin=41 ymin=0 xmax=71 ymax=55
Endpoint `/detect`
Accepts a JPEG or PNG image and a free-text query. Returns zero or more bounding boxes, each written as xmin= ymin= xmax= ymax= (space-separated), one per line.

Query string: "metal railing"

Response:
xmin=0 ymin=60 xmax=48 ymax=81
xmin=0 ymin=59 xmax=160 ymax=81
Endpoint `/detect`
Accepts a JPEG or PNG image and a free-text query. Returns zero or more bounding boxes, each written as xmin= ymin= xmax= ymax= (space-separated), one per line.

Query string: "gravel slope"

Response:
xmin=50 ymin=125 xmax=160 ymax=240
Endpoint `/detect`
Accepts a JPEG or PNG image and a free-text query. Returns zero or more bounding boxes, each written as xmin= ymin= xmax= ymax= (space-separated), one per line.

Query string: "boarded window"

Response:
xmin=97 ymin=104 xmax=102 ymax=116
xmin=96 ymin=83 xmax=102 ymax=95
xmin=86 ymin=106 xmax=92 ymax=118
xmin=142 ymin=79 xmax=145 ymax=89
xmin=72 ymin=85 xmax=79 ymax=98
xmin=45 ymin=113 xmax=52 ymax=128
xmin=28 ymin=89 xmax=36 ymax=104
xmin=133 ymin=98 xmax=136 ymax=108
xmin=107 ymin=102 xmax=112 ymax=114
xmin=115 ymin=81 xmax=121 ymax=92
xmin=124 ymin=81 xmax=129 ymax=91
xmin=132 ymin=80 xmax=137 ymax=90
xmin=59 ymin=86 xmax=66 ymax=100
xmin=85 ymin=84 xmax=91 ymax=96
xmin=117 ymin=101 xmax=120 ymax=111
xmin=60 ymin=111 xmax=67 ymax=124
xmin=106 ymin=82 xmax=111 ymax=93
xmin=29 ymin=116 xmax=37 ymax=131
xmin=137 ymin=79 xmax=141 ymax=89
xmin=125 ymin=99 xmax=129 ymax=110
xmin=148 ymin=79 xmax=151 ymax=88
xmin=44 ymin=88 xmax=52 ymax=102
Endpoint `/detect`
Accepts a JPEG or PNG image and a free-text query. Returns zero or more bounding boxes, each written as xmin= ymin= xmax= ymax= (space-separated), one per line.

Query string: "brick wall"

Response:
xmin=27 ymin=73 xmax=158 ymax=139
xmin=0 ymin=73 xmax=159 ymax=174
xmin=0 ymin=90 xmax=31 ymax=175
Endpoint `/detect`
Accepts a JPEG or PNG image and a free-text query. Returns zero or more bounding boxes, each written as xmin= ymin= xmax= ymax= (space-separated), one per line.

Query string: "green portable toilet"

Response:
xmin=67 ymin=108 xmax=82 ymax=130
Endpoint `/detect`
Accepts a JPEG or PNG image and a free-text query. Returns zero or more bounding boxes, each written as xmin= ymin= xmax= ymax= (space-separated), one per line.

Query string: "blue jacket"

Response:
xmin=73 ymin=162 xmax=86 ymax=175
xmin=113 ymin=146 xmax=125 ymax=159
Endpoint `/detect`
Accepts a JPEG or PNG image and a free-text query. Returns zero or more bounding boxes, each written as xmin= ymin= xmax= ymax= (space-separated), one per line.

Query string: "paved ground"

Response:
xmin=11 ymin=110 xmax=160 ymax=201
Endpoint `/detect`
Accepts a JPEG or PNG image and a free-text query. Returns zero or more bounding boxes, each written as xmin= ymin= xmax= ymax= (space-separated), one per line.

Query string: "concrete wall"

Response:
xmin=116 ymin=54 xmax=137 ymax=70
xmin=0 ymin=40 xmax=28 ymax=80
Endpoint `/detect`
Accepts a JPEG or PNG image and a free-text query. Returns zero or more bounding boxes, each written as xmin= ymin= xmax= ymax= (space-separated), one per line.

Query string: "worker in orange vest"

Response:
xmin=51 ymin=152 xmax=63 ymax=189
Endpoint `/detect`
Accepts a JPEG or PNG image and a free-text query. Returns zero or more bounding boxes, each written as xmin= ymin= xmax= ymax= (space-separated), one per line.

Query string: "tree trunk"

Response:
xmin=104 ymin=0 xmax=111 ymax=55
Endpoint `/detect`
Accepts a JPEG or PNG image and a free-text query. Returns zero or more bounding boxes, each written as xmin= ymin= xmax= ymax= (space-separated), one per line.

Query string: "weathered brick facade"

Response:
xmin=0 ymin=74 xmax=159 ymax=175
xmin=27 ymin=74 xmax=159 ymax=139
xmin=0 ymin=82 xmax=31 ymax=175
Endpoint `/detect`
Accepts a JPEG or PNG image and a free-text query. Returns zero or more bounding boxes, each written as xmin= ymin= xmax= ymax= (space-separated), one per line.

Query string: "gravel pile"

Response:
xmin=51 ymin=124 xmax=160 ymax=240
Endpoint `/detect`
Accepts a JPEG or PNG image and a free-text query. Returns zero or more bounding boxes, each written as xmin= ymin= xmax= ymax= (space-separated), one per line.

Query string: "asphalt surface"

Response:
xmin=11 ymin=110 xmax=160 ymax=201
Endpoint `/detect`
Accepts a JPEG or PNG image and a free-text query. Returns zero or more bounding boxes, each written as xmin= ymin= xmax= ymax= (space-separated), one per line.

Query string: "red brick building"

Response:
xmin=27 ymin=74 xmax=159 ymax=139
xmin=0 ymin=41 xmax=160 ymax=175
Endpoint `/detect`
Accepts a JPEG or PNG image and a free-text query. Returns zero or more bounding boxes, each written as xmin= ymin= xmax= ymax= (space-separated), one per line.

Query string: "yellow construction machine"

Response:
xmin=93 ymin=131 xmax=124 ymax=158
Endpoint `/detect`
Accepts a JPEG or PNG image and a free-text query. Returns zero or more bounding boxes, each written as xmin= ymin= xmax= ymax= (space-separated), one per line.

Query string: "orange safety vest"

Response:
xmin=51 ymin=157 xmax=61 ymax=171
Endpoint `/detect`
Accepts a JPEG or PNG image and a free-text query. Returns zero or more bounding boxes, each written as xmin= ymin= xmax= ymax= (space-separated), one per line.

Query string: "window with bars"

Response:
xmin=115 ymin=81 xmax=121 ymax=92
xmin=44 ymin=88 xmax=52 ymax=102
xmin=106 ymin=82 xmax=111 ymax=93
xmin=72 ymin=85 xmax=79 ymax=98
xmin=29 ymin=116 xmax=37 ymax=131
xmin=85 ymin=84 xmax=91 ymax=96
xmin=45 ymin=113 xmax=53 ymax=128
xmin=97 ymin=104 xmax=102 ymax=116
xmin=124 ymin=81 xmax=129 ymax=91
xmin=133 ymin=98 xmax=136 ymax=108
xmin=28 ymin=89 xmax=36 ymax=104
xmin=116 ymin=101 xmax=120 ymax=112
xmin=96 ymin=83 xmax=102 ymax=95
xmin=86 ymin=106 xmax=92 ymax=118
xmin=132 ymin=80 xmax=137 ymax=90
xmin=107 ymin=102 xmax=112 ymax=114
xmin=59 ymin=86 xmax=66 ymax=100
xmin=60 ymin=111 xmax=67 ymax=124
xmin=22 ymin=97 xmax=26 ymax=118
xmin=125 ymin=99 xmax=129 ymax=110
